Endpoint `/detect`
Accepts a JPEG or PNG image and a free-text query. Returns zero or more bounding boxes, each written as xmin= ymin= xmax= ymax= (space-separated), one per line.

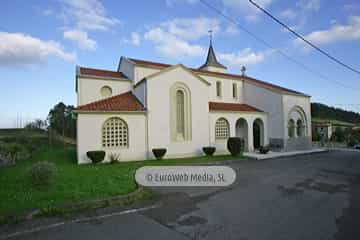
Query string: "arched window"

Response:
xmin=102 ymin=117 xmax=128 ymax=148
xmin=288 ymin=119 xmax=295 ymax=138
xmin=170 ymin=83 xmax=192 ymax=141
xmin=215 ymin=118 xmax=230 ymax=139
xmin=297 ymin=119 xmax=304 ymax=137
xmin=176 ymin=90 xmax=185 ymax=138
xmin=100 ymin=86 xmax=112 ymax=97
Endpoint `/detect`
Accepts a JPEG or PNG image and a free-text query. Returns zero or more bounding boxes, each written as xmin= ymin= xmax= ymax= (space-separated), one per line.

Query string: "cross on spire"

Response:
xmin=208 ymin=29 xmax=213 ymax=45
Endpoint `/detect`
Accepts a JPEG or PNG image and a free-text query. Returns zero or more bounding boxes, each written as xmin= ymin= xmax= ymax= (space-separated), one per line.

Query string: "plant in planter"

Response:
xmin=202 ymin=146 xmax=216 ymax=156
xmin=152 ymin=148 xmax=167 ymax=160
xmin=86 ymin=150 xmax=105 ymax=164
xmin=259 ymin=145 xmax=270 ymax=154
xmin=227 ymin=137 xmax=244 ymax=156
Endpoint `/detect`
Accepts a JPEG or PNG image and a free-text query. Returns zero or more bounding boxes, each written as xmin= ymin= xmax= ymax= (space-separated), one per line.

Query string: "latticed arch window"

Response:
xmin=215 ymin=118 xmax=230 ymax=139
xmin=102 ymin=117 xmax=128 ymax=148
xmin=176 ymin=90 xmax=185 ymax=138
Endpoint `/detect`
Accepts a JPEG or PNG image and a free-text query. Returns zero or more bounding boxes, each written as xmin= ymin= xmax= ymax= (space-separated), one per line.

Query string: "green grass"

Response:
xmin=0 ymin=147 xmax=242 ymax=215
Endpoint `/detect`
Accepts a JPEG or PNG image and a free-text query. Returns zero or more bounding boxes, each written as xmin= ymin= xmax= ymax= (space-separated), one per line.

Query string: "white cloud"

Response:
xmin=219 ymin=48 xmax=266 ymax=67
xmin=225 ymin=24 xmax=240 ymax=35
xmin=143 ymin=17 xmax=220 ymax=58
xmin=280 ymin=8 xmax=297 ymax=20
xmin=61 ymin=0 xmax=120 ymax=31
xmin=165 ymin=0 xmax=198 ymax=7
xmin=222 ymin=0 xmax=273 ymax=23
xmin=64 ymin=29 xmax=96 ymax=50
xmin=124 ymin=32 xmax=141 ymax=46
xmin=160 ymin=17 xmax=220 ymax=41
xmin=296 ymin=0 xmax=321 ymax=12
xmin=144 ymin=28 xmax=205 ymax=58
xmin=0 ymin=32 xmax=75 ymax=67
xmin=295 ymin=16 xmax=360 ymax=46
xmin=130 ymin=32 xmax=141 ymax=46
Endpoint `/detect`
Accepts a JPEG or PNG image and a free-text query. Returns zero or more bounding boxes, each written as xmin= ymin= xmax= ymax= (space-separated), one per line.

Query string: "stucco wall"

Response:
xmin=133 ymin=81 xmax=147 ymax=106
xmin=118 ymin=58 xmax=135 ymax=81
xmin=77 ymin=77 xmax=132 ymax=106
xmin=146 ymin=66 xmax=210 ymax=158
xmin=282 ymin=94 xmax=312 ymax=150
xmin=209 ymin=112 xmax=268 ymax=153
xmin=243 ymin=82 xmax=284 ymax=140
xmin=77 ymin=113 xmax=147 ymax=164
xmin=199 ymin=74 xmax=244 ymax=103
xmin=134 ymin=66 xmax=161 ymax=85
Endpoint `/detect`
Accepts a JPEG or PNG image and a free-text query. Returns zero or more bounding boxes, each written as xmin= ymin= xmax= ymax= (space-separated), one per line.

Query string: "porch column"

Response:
xmin=248 ymin=120 xmax=254 ymax=152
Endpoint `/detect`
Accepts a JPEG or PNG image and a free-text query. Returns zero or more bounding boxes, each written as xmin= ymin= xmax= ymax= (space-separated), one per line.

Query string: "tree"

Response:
xmin=25 ymin=119 xmax=47 ymax=130
xmin=48 ymin=102 xmax=76 ymax=139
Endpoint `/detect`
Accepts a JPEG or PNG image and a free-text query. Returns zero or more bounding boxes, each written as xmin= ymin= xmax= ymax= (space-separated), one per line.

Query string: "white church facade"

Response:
xmin=75 ymin=43 xmax=312 ymax=164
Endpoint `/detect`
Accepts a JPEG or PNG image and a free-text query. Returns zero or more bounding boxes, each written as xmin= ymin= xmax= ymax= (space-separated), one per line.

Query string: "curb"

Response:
xmin=245 ymin=149 xmax=329 ymax=161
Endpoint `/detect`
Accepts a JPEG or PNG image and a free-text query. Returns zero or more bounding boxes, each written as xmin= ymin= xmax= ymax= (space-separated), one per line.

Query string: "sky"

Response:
xmin=1 ymin=0 xmax=360 ymax=128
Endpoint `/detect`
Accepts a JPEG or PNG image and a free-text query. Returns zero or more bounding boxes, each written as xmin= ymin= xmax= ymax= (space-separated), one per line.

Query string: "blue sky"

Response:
xmin=1 ymin=0 xmax=360 ymax=128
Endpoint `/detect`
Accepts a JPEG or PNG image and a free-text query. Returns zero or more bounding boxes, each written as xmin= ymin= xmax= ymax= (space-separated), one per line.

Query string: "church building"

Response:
xmin=75 ymin=42 xmax=312 ymax=163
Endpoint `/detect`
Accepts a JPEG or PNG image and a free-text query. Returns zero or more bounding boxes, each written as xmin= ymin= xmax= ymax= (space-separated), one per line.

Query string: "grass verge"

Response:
xmin=0 ymin=146 xmax=242 ymax=219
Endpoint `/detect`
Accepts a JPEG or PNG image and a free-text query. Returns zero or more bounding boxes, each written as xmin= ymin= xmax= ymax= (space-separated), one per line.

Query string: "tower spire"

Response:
xmin=199 ymin=30 xmax=227 ymax=71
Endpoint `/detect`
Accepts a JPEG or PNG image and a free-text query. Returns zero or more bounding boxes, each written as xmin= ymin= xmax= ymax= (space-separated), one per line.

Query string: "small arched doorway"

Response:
xmin=253 ymin=118 xmax=264 ymax=149
xmin=235 ymin=118 xmax=248 ymax=151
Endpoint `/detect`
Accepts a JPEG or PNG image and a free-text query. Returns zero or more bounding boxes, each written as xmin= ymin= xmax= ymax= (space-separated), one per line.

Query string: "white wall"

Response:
xmin=146 ymin=66 xmax=210 ymax=158
xmin=134 ymin=66 xmax=161 ymax=85
xmin=133 ymin=81 xmax=147 ymax=107
xmin=282 ymin=94 xmax=312 ymax=139
xmin=77 ymin=113 xmax=147 ymax=164
xmin=77 ymin=77 xmax=132 ymax=106
xmin=209 ymin=112 xmax=268 ymax=153
xmin=243 ymin=82 xmax=284 ymax=139
xmin=199 ymin=74 xmax=244 ymax=103
xmin=118 ymin=58 xmax=135 ymax=81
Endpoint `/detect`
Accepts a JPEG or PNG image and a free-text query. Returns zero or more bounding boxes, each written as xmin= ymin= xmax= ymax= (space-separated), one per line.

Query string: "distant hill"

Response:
xmin=311 ymin=103 xmax=360 ymax=125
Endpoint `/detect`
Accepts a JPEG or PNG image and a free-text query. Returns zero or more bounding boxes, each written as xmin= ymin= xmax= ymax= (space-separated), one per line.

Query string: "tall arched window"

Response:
xmin=102 ymin=117 xmax=128 ymax=148
xmin=288 ymin=119 xmax=295 ymax=138
xmin=170 ymin=82 xmax=192 ymax=141
xmin=176 ymin=90 xmax=185 ymax=138
xmin=215 ymin=118 xmax=230 ymax=139
xmin=297 ymin=119 xmax=304 ymax=137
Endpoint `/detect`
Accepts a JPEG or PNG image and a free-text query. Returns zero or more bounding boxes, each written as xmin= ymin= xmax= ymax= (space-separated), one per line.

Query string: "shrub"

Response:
xmin=259 ymin=145 xmax=270 ymax=154
xmin=86 ymin=151 xmax=105 ymax=164
xmin=29 ymin=161 xmax=57 ymax=186
xmin=227 ymin=137 xmax=243 ymax=156
xmin=152 ymin=148 xmax=167 ymax=160
xmin=202 ymin=146 xmax=216 ymax=156
xmin=109 ymin=153 xmax=121 ymax=164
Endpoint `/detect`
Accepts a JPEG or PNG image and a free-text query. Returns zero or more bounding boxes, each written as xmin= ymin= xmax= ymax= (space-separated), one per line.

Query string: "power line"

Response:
xmin=198 ymin=0 xmax=360 ymax=91
xmin=248 ymin=0 xmax=360 ymax=76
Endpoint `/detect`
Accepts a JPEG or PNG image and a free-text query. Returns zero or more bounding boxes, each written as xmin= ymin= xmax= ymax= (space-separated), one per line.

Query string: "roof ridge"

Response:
xmin=128 ymin=57 xmax=308 ymax=96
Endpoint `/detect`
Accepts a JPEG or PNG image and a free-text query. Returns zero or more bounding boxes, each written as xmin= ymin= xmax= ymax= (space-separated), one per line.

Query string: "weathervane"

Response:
xmin=241 ymin=66 xmax=247 ymax=76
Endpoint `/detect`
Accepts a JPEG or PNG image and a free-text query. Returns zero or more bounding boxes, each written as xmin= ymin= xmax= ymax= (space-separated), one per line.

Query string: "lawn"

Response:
xmin=0 ymin=146 xmax=242 ymax=215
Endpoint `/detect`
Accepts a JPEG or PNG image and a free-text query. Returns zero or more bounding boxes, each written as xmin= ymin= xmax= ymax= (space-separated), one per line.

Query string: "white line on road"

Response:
xmin=0 ymin=205 xmax=159 ymax=240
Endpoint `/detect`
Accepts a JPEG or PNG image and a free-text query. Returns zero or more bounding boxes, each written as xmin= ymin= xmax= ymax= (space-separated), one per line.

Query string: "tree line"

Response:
xmin=311 ymin=102 xmax=360 ymax=124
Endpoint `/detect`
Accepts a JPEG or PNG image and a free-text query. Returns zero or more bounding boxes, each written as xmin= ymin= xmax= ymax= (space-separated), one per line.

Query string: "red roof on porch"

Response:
xmin=209 ymin=102 xmax=263 ymax=112
xmin=77 ymin=91 xmax=145 ymax=112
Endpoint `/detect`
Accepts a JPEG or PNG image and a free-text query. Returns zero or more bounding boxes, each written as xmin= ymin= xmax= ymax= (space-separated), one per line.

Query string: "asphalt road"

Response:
xmin=3 ymin=150 xmax=360 ymax=240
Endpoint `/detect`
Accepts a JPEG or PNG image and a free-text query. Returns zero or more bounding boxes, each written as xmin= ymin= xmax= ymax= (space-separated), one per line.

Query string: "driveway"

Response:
xmin=3 ymin=150 xmax=360 ymax=240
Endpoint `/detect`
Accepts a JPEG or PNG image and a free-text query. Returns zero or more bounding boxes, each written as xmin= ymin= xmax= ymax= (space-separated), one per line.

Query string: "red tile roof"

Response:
xmin=128 ymin=58 xmax=306 ymax=96
xmin=77 ymin=91 xmax=145 ymax=112
xmin=79 ymin=67 xmax=128 ymax=79
xmin=209 ymin=102 xmax=263 ymax=112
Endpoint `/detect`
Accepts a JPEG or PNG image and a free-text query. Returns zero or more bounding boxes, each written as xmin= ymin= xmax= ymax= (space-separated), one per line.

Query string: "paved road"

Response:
xmin=3 ymin=150 xmax=360 ymax=240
